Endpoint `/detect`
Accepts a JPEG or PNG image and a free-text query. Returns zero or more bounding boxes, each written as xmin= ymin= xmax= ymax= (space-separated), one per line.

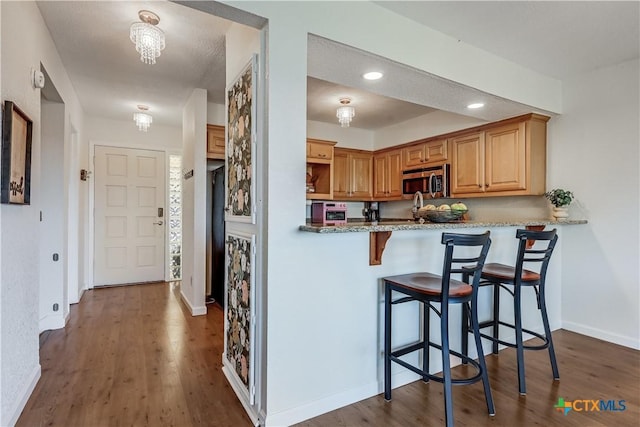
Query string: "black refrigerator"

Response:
xmin=210 ymin=166 xmax=225 ymax=306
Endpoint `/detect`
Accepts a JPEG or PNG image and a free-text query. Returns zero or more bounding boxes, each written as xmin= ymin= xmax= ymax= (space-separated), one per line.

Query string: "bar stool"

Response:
xmin=383 ymin=231 xmax=494 ymax=427
xmin=461 ymin=228 xmax=559 ymax=395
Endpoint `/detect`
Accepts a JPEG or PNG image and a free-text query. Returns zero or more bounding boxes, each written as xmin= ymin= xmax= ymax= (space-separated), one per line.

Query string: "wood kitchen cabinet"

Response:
xmin=333 ymin=148 xmax=373 ymax=200
xmin=206 ymin=124 xmax=225 ymax=160
xmin=402 ymin=138 xmax=448 ymax=170
xmin=373 ymin=148 xmax=403 ymax=200
xmin=306 ymin=139 xmax=336 ymax=200
xmin=451 ymin=114 xmax=548 ymax=197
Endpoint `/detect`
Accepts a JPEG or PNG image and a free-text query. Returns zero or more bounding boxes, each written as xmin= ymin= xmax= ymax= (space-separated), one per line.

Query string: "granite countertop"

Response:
xmin=300 ymin=218 xmax=588 ymax=233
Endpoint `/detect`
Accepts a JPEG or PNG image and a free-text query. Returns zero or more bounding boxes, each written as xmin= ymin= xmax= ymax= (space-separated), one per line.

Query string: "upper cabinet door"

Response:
xmin=349 ymin=152 xmax=373 ymax=199
xmin=333 ymin=148 xmax=372 ymax=200
xmin=333 ymin=150 xmax=349 ymax=199
xmin=403 ymin=144 xmax=426 ymax=169
xmin=307 ymin=139 xmax=334 ymax=162
xmin=402 ymin=139 xmax=448 ymax=170
xmin=373 ymin=154 xmax=388 ymax=198
xmin=485 ymin=122 xmax=526 ymax=192
xmin=451 ymin=132 xmax=485 ymax=195
xmin=374 ymin=149 xmax=403 ymax=200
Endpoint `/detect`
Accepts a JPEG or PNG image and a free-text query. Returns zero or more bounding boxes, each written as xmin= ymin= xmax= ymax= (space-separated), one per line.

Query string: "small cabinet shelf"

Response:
xmin=306 ymin=139 xmax=336 ymax=200
xmin=207 ymin=124 xmax=225 ymax=160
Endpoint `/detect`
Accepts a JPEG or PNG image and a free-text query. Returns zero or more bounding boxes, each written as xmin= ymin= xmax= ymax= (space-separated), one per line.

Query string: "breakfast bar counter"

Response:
xmin=299 ymin=218 xmax=587 ymax=233
xmin=300 ymin=218 xmax=587 ymax=265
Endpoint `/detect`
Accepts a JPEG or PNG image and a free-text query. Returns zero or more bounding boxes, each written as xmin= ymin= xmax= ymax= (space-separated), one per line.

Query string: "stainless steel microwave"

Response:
xmin=402 ymin=164 xmax=450 ymax=198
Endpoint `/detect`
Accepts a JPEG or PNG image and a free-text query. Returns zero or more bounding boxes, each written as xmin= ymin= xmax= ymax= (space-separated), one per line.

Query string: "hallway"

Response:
xmin=17 ymin=283 xmax=252 ymax=427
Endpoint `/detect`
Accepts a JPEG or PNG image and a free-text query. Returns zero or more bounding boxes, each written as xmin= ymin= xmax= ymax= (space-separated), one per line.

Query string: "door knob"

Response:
xmin=153 ymin=220 xmax=164 ymax=225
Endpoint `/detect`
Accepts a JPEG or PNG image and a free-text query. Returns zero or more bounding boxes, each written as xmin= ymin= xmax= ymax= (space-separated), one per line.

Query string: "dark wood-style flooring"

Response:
xmin=17 ymin=282 xmax=639 ymax=427
xmin=17 ymin=282 xmax=252 ymax=427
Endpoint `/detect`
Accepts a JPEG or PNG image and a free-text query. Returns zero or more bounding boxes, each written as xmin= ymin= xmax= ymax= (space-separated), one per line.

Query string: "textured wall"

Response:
xmin=1 ymin=2 xmax=84 ymax=424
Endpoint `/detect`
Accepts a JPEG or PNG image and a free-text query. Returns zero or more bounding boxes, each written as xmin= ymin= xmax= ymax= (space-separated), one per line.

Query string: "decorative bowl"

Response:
xmin=414 ymin=209 xmax=468 ymax=223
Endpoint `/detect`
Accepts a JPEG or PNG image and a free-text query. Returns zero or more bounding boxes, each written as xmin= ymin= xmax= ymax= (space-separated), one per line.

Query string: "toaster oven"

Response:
xmin=311 ymin=202 xmax=348 ymax=225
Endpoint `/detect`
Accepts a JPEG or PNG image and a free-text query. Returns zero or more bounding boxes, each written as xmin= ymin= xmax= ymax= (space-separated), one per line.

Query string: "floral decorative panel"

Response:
xmin=168 ymin=154 xmax=182 ymax=280
xmin=226 ymin=55 xmax=257 ymax=223
xmin=225 ymin=232 xmax=254 ymax=390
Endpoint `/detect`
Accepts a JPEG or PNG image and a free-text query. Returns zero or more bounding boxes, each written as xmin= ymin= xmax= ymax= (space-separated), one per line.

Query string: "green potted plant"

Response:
xmin=544 ymin=188 xmax=574 ymax=220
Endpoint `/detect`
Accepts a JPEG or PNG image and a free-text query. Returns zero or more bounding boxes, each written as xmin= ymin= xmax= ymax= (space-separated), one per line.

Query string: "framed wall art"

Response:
xmin=1 ymin=101 xmax=33 ymax=205
xmin=225 ymin=55 xmax=258 ymax=223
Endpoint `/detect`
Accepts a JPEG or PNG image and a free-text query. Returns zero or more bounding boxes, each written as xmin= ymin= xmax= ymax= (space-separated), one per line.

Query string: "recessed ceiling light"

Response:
xmin=467 ymin=103 xmax=485 ymax=109
xmin=363 ymin=71 xmax=383 ymax=80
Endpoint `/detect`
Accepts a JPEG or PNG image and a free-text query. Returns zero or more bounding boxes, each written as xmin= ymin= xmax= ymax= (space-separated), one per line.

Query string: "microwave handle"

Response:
xmin=428 ymin=173 xmax=436 ymax=198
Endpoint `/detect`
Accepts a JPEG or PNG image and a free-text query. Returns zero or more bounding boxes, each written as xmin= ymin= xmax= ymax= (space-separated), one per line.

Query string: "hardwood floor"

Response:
xmin=18 ymin=283 xmax=639 ymax=427
xmin=17 ymin=282 xmax=252 ymax=427
xmin=296 ymin=330 xmax=640 ymax=427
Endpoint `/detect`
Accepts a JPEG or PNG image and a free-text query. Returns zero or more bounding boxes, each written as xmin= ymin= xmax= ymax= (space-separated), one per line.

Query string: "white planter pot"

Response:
xmin=552 ymin=206 xmax=569 ymax=220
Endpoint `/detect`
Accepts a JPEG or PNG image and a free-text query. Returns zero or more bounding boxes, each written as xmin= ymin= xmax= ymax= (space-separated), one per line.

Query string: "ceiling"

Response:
xmin=35 ymin=1 xmax=639 ymax=130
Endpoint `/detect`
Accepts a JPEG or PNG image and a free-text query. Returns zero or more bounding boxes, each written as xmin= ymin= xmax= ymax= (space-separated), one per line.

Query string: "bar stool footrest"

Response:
xmin=390 ymin=340 xmax=485 ymax=386
xmin=475 ymin=321 xmax=551 ymax=351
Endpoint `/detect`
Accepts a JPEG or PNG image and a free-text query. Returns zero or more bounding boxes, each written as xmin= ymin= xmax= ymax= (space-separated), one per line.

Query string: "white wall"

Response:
xmin=180 ymin=89 xmax=208 ymax=316
xmin=307 ymin=120 xmax=374 ymax=150
xmin=221 ymin=1 xmax=595 ymax=425
xmin=374 ymin=109 xmax=487 ymax=150
xmin=207 ymin=102 xmax=225 ymax=125
xmin=39 ymin=101 xmax=66 ymax=331
xmin=85 ymin=116 xmax=182 ymax=150
xmin=0 ymin=2 xmax=84 ymax=425
xmin=550 ymin=59 xmax=640 ymax=349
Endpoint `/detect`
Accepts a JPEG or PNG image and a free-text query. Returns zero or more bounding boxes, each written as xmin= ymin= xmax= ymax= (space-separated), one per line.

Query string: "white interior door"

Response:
xmin=94 ymin=146 xmax=165 ymax=286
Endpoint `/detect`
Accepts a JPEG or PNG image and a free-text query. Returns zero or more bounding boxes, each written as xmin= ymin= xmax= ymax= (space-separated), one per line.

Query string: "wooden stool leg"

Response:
xmin=384 ymin=283 xmax=392 ymax=400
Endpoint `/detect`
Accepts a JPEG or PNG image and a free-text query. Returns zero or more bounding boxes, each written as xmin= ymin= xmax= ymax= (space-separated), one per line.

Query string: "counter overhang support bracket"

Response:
xmin=370 ymin=231 xmax=392 ymax=265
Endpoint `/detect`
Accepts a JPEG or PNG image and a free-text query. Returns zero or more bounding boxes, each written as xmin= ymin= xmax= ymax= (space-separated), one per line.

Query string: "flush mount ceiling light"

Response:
xmin=130 ymin=10 xmax=165 ymax=65
xmin=363 ymin=71 xmax=383 ymax=80
xmin=467 ymin=102 xmax=485 ymax=109
xmin=133 ymin=105 xmax=153 ymax=132
xmin=336 ymin=98 xmax=355 ymax=128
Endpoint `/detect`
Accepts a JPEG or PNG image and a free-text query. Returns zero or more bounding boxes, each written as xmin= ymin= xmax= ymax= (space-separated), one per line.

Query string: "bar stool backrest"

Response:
xmin=514 ymin=228 xmax=558 ymax=285
xmin=441 ymin=231 xmax=492 ymax=298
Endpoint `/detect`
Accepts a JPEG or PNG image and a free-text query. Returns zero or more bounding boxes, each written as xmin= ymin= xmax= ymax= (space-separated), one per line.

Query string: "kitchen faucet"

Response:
xmin=412 ymin=191 xmax=424 ymax=214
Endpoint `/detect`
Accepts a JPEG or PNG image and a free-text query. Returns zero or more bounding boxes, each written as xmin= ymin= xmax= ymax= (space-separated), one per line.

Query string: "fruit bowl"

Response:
xmin=414 ymin=209 xmax=468 ymax=223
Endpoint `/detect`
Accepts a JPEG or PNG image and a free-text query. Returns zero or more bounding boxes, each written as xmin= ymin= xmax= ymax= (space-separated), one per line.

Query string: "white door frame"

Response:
xmin=88 ymin=140 xmax=173 ymax=288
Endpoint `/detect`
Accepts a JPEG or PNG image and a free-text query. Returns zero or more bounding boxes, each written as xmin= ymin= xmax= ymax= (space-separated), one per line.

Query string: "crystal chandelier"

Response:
xmin=130 ymin=10 xmax=165 ymax=65
xmin=336 ymin=98 xmax=355 ymax=128
xmin=133 ymin=105 xmax=153 ymax=132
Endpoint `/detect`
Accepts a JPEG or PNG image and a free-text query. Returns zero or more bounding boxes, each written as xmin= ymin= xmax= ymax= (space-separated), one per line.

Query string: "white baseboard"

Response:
xmin=264 ymin=370 xmax=419 ymax=427
xmin=39 ymin=313 xmax=66 ymax=333
xmin=178 ymin=289 xmax=207 ymax=316
xmin=562 ymin=321 xmax=639 ymax=350
xmin=222 ymin=364 xmax=260 ymax=426
xmin=4 ymin=364 xmax=41 ymax=427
